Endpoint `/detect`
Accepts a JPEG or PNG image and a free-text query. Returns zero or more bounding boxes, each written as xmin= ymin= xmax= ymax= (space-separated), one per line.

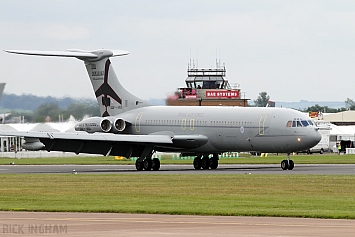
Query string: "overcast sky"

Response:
xmin=1 ymin=0 xmax=355 ymax=102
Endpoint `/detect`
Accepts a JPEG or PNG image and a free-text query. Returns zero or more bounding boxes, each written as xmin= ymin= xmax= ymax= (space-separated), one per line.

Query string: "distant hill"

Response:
xmin=0 ymin=93 xmax=96 ymax=111
xmin=0 ymin=93 xmax=166 ymax=112
xmin=0 ymin=94 xmax=346 ymax=112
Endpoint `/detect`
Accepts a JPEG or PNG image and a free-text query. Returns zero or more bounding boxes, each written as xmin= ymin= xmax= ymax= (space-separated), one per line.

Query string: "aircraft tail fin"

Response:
xmin=5 ymin=49 xmax=151 ymax=116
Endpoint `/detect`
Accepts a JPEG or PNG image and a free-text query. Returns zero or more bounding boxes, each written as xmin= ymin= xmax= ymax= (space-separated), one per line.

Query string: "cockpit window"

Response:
xmin=287 ymin=118 xmax=315 ymax=127
xmin=301 ymin=120 xmax=309 ymax=127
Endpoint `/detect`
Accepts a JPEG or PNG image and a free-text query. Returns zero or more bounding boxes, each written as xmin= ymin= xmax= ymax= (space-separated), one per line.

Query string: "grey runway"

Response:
xmin=1 ymin=164 xmax=355 ymax=175
xmin=1 ymin=212 xmax=355 ymax=237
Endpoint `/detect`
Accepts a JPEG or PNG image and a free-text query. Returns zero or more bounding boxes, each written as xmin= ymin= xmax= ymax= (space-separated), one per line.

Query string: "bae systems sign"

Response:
xmin=206 ymin=90 xmax=239 ymax=98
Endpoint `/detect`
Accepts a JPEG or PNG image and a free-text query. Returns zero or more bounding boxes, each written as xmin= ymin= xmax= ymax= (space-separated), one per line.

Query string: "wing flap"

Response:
xmin=40 ymin=139 xmax=114 ymax=155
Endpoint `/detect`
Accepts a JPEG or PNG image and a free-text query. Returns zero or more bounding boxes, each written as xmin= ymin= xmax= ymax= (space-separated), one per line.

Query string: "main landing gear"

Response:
xmin=135 ymin=147 xmax=161 ymax=171
xmin=281 ymin=153 xmax=294 ymax=170
xmin=135 ymin=157 xmax=160 ymax=171
xmin=193 ymin=154 xmax=219 ymax=170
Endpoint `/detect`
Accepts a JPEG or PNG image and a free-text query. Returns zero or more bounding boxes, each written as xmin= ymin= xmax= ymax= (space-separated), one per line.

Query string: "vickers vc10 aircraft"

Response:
xmin=2 ymin=49 xmax=321 ymax=171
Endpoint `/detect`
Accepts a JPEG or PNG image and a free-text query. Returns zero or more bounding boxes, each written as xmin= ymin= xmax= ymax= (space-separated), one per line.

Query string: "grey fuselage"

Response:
xmin=113 ymin=105 xmax=321 ymax=154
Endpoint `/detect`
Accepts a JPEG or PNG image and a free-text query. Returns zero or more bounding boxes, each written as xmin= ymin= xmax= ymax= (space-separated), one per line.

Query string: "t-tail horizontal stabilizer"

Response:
xmin=4 ymin=49 xmax=129 ymax=61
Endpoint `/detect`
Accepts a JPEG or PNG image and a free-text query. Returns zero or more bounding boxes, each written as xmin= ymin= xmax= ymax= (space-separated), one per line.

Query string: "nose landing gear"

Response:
xmin=281 ymin=153 xmax=294 ymax=170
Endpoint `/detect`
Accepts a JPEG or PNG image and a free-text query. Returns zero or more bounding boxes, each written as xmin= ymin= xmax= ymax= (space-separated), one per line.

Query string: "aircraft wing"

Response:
xmin=0 ymin=130 xmax=173 ymax=157
xmin=0 ymin=130 xmax=208 ymax=157
xmin=0 ymin=130 xmax=172 ymax=143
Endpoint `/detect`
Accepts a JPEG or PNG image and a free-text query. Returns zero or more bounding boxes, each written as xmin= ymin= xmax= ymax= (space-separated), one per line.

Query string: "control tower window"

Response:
xmin=195 ymin=82 xmax=203 ymax=89
xmin=185 ymin=67 xmax=230 ymax=89
xmin=203 ymin=81 xmax=217 ymax=89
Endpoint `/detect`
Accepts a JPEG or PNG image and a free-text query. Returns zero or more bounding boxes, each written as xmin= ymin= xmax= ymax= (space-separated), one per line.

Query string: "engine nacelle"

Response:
xmin=75 ymin=117 xmax=112 ymax=133
xmin=112 ymin=118 xmax=126 ymax=133
xmin=22 ymin=138 xmax=45 ymax=151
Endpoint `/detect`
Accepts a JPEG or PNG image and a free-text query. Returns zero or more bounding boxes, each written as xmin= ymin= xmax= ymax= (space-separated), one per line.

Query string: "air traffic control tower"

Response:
xmin=166 ymin=63 xmax=249 ymax=106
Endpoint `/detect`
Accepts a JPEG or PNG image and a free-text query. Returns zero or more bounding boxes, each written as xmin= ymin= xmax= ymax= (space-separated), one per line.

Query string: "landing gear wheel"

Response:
xmin=210 ymin=159 xmax=218 ymax=169
xmin=143 ymin=158 xmax=152 ymax=171
xmin=288 ymin=160 xmax=294 ymax=170
xmin=135 ymin=160 xmax=144 ymax=171
xmin=193 ymin=157 xmax=202 ymax=170
xmin=210 ymin=155 xmax=219 ymax=169
xmin=201 ymin=156 xmax=210 ymax=170
xmin=152 ymin=158 xmax=160 ymax=171
xmin=281 ymin=160 xmax=288 ymax=170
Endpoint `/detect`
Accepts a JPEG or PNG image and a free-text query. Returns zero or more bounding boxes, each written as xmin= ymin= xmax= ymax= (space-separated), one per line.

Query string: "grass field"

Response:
xmin=0 ymin=153 xmax=355 ymax=165
xmin=0 ymin=174 xmax=354 ymax=219
xmin=1 ymin=154 xmax=354 ymax=219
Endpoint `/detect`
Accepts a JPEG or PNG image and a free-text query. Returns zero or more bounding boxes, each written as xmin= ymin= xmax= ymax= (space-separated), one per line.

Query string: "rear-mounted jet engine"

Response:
xmin=75 ymin=117 xmax=112 ymax=133
xmin=111 ymin=118 xmax=126 ymax=133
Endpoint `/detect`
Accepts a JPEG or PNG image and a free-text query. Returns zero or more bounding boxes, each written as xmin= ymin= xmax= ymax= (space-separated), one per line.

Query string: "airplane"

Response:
xmin=2 ymin=49 xmax=321 ymax=171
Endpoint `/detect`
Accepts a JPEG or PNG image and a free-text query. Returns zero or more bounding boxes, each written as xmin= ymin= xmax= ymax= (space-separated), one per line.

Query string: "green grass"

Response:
xmin=0 ymin=156 xmax=127 ymax=165
xmin=0 ymin=174 xmax=354 ymax=219
xmin=0 ymin=153 xmax=355 ymax=165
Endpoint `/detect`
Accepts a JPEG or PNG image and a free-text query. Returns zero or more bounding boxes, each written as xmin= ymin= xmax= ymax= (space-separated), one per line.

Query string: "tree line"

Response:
xmin=6 ymin=101 xmax=100 ymax=123
xmin=252 ymin=91 xmax=355 ymax=112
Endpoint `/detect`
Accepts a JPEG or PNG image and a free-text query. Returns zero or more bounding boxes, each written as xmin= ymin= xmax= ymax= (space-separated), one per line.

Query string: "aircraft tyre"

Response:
xmin=201 ymin=156 xmax=210 ymax=169
xmin=210 ymin=159 xmax=218 ymax=169
xmin=210 ymin=157 xmax=218 ymax=169
xmin=135 ymin=159 xmax=144 ymax=171
xmin=193 ymin=156 xmax=202 ymax=170
xmin=288 ymin=160 xmax=294 ymax=170
xmin=281 ymin=160 xmax=288 ymax=170
xmin=143 ymin=158 xmax=152 ymax=171
xmin=152 ymin=158 xmax=160 ymax=171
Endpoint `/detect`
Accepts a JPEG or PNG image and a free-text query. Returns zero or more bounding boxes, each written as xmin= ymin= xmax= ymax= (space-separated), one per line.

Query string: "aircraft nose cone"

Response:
xmin=307 ymin=129 xmax=322 ymax=147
